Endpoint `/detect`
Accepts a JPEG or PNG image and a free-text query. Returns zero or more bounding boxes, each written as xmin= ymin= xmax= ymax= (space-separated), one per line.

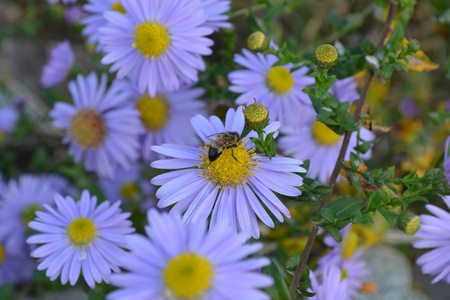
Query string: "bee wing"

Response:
xmin=205 ymin=132 xmax=222 ymax=139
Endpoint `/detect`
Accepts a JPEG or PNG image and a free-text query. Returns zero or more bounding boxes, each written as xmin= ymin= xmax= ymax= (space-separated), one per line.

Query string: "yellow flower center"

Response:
xmin=405 ymin=215 xmax=421 ymax=235
xmin=21 ymin=204 xmax=42 ymax=228
xmin=136 ymin=94 xmax=170 ymax=131
xmin=340 ymin=231 xmax=358 ymax=259
xmin=164 ymin=253 xmax=214 ymax=299
xmin=244 ymin=103 xmax=268 ymax=124
xmin=200 ymin=140 xmax=258 ymax=189
xmin=68 ymin=217 xmax=96 ymax=246
xmin=0 ymin=243 xmax=5 ymax=264
xmin=0 ymin=131 xmax=6 ymax=143
xmin=266 ymin=66 xmax=294 ymax=94
xmin=70 ymin=109 xmax=107 ymax=150
xmin=111 ymin=1 xmax=126 ymax=13
xmin=315 ymin=44 xmax=338 ymax=66
xmin=133 ymin=21 xmax=170 ymax=59
xmin=311 ymin=121 xmax=341 ymax=146
xmin=120 ymin=181 xmax=139 ymax=200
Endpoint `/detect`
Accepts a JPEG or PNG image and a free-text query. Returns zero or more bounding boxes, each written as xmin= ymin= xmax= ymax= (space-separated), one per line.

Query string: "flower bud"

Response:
xmin=243 ymin=101 xmax=269 ymax=132
xmin=365 ymin=55 xmax=380 ymax=70
xmin=408 ymin=39 xmax=420 ymax=53
xmin=397 ymin=211 xmax=421 ymax=235
xmin=315 ymin=44 xmax=338 ymax=68
xmin=247 ymin=31 xmax=269 ymax=52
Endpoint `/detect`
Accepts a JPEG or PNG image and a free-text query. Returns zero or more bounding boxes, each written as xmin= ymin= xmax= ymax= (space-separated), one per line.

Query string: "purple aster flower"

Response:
xmin=0 ymin=175 xmax=59 ymax=253
xmin=81 ymin=0 xmax=126 ymax=53
xmin=308 ymin=266 xmax=350 ymax=300
xmin=27 ymin=190 xmax=135 ymax=288
xmin=40 ymin=40 xmax=75 ymax=88
xmin=413 ymin=151 xmax=450 ymax=285
xmin=127 ymin=83 xmax=207 ymax=161
xmin=107 ymin=209 xmax=273 ymax=299
xmin=200 ymin=0 xmax=232 ymax=31
xmin=64 ymin=5 xmax=82 ymax=24
xmin=228 ymin=48 xmax=315 ymax=129
xmin=150 ymin=106 xmax=304 ymax=239
xmin=0 ymin=232 xmax=35 ymax=286
xmin=47 ymin=0 xmax=77 ymax=4
xmin=399 ymin=97 xmax=420 ymax=117
xmin=98 ymin=163 xmax=156 ymax=212
xmin=0 ymin=103 xmax=19 ymax=143
xmin=316 ymin=225 xmax=370 ymax=298
xmin=50 ymin=72 xmax=144 ymax=179
xmin=328 ymin=77 xmax=359 ymax=105
xmin=99 ymin=0 xmax=214 ymax=97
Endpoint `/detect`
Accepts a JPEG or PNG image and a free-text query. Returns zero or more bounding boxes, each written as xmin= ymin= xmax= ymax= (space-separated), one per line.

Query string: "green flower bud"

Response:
xmin=408 ymin=39 xmax=420 ymax=53
xmin=315 ymin=44 xmax=338 ymax=69
xmin=397 ymin=211 xmax=421 ymax=235
xmin=247 ymin=31 xmax=269 ymax=52
xmin=243 ymin=101 xmax=269 ymax=132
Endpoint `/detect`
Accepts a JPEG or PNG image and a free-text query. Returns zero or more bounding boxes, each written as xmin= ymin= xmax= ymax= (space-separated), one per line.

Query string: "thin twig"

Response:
xmin=289 ymin=2 xmax=398 ymax=298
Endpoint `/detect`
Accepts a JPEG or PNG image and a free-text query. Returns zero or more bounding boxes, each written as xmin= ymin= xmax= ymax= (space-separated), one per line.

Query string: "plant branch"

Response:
xmin=289 ymin=2 xmax=398 ymax=298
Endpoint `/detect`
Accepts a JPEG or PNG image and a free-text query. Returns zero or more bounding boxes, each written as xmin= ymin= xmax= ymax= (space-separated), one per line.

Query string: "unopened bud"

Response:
xmin=408 ymin=39 xmax=420 ymax=53
xmin=397 ymin=211 xmax=421 ymax=235
xmin=243 ymin=101 xmax=269 ymax=132
xmin=365 ymin=55 xmax=380 ymax=70
xmin=247 ymin=31 xmax=269 ymax=52
xmin=315 ymin=44 xmax=338 ymax=68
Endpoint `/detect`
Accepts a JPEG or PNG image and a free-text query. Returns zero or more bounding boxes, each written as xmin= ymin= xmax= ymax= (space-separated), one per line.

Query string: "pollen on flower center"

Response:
xmin=311 ymin=121 xmax=341 ymax=146
xmin=200 ymin=139 xmax=258 ymax=189
xmin=164 ymin=253 xmax=214 ymax=299
xmin=136 ymin=94 xmax=170 ymax=131
xmin=111 ymin=1 xmax=126 ymax=13
xmin=0 ymin=243 xmax=5 ymax=264
xmin=132 ymin=21 xmax=170 ymax=59
xmin=68 ymin=217 xmax=96 ymax=246
xmin=70 ymin=109 xmax=107 ymax=150
xmin=21 ymin=204 xmax=42 ymax=229
xmin=266 ymin=66 xmax=294 ymax=94
xmin=120 ymin=181 xmax=139 ymax=199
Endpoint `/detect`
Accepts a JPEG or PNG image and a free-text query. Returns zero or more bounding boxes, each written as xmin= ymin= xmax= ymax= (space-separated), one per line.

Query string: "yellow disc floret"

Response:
xmin=136 ymin=94 xmax=170 ymax=131
xmin=200 ymin=140 xmax=258 ymax=189
xmin=70 ymin=109 xmax=107 ymax=150
xmin=133 ymin=21 xmax=170 ymax=59
xmin=315 ymin=44 xmax=338 ymax=68
xmin=0 ymin=243 xmax=5 ymax=264
xmin=266 ymin=66 xmax=294 ymax=94
xmin=311 ymin=121 xmax=341 ymax=146
xmin=120 ymin=181 xmax=139 ymax=200
xmin=164 ymin=253 xmax=214 ymax=299
xmin=68 ymin=217 xmax=96 ymax=246
xmin=404 ymin=215 xmax=421 ymax=235
xmin=111 ymin=1 xmax=126 ymax=13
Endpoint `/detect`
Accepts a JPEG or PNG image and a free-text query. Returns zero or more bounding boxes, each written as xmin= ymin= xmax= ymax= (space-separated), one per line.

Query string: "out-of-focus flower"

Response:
xmin=228 ymin=48 xmax=315 ymax=129
xmin=399 ymin=97 xmax=420 ymax=117
xmin=50 ymin=73 xmax=144 ymax=179
xmin=99 ymin=0 xmax=213 ymax=97
xmin=128 ymin=84 xmax=207 ymax=162
xmin=40 ymin=40 xmax=75 ymax=88
xmin=308 ymin=266 xmax=350 ymax=300
xmin=0 ymin=232 xmax=35 ymax=286
xmin=27 ymin=190 xmax=134 ymax=288
xmin=47 ymin=0 xmax=77 ymax=4
xmin=64 ymin=5 xmax=82 ymax=24
xmin=316 ymin=225 xmax=370 ymax=298
xmin=107 ymin=209 xmax=273 ymax=299
xmin=200 ymin=0 xmax=231 ymax=31
xmin=0 ymin=104 xmax=19 ymax=143
xmin=151 ymin=107 xmax=304 ymax=238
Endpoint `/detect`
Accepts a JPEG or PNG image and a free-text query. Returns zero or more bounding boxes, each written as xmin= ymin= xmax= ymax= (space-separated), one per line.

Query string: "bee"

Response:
xmin=207 ymin=131 xmax=241 ymax=163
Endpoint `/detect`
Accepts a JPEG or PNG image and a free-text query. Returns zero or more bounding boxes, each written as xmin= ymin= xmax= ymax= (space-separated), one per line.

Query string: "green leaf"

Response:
xmin=352 ymin=211 xmax=365 ymax=223
xmin=349 ymin=171 xmax=362 ymax=192
xmin=321 ymin=76 xmax=338 ymax=91
xmin=387 ymin=19 xmax=405 ymax=48
xmin=312 ymin=184 xmax=333 ymax=194
xmin=323 ymin=197 xmax=365 ymax=220
xmin=261 ymin=258 xmax=292 ymax=300
xmin=323 ymin=225 xmax=343 ymax=243
xmin=368 ymin=190 xmax=386 ymax=210
xmin=286 ymin=253 xmax=301 ymax=272
xmin=0 ymin=284 xmax=13 ymax=300
xmin=349 ymin=152 xmax=361 ymax=170
xmin=377 ymin=207 xmax=395 ymax=226
xmin=319 ymin=207 xmax=337 ymax=224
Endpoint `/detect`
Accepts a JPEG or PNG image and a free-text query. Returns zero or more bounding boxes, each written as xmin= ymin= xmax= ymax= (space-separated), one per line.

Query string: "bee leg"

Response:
xmin=231 ymin=147 xmax=240 ymax=163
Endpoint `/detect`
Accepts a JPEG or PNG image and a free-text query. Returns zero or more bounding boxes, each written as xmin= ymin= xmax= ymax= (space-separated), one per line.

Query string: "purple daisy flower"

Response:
xmin=107 ymin=209 xmax=273 ymax=299
xmin=150 ymin=106 xmax=304 ymax=239
xmin=40 ymin=40 xmax=75 ymax=88
xmin=228 ymin=48 xmax=315 ymax=129
xmin=50 ymin=72 xmax=144 ymax=179
xmin=27 ymin=190 xmax=135 ymax=288
xmin=81 ymin=0 xmax=127 ymax=53
xmin=47 ymin=0 xmax=77 ymax=4
xmin=0 ymin=232 xmax=35 ymax=286
xmin=316 ymin=225 xmax=370 ymax=298
xmin=127 ymin=83 xmax=207 ymax=161
xmin=328 ymin=77 xmax=359 ymax=105
xmin=99 ymin=0 xmax=214 ymax=97
xmin=308 ymin=266 xmax=350 ymax=300
xmin=200 ymin=0 xmax=232 ymax=31
xmin=0 ymin=103 xmax=19 ymax=143
xmin=64 ymin=5 xmax=82 ymax=24
xmin=0 ymin=175 xmax=60 ymax=252
xmin=98 ymin=163 xmax=156 ymax=212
